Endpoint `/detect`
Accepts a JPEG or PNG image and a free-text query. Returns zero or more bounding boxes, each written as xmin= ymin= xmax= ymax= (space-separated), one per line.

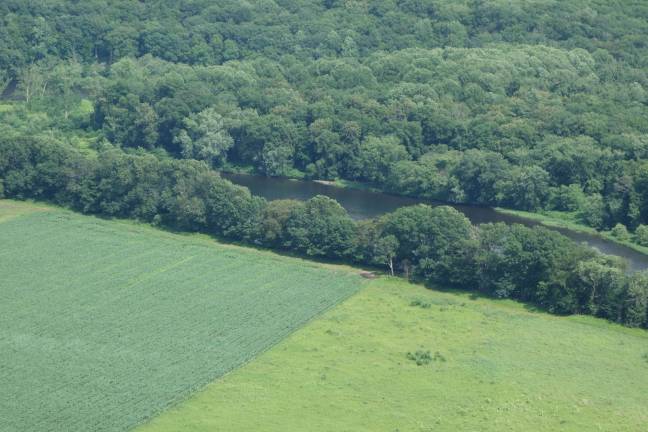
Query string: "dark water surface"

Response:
xmin=223 ymin=172 xmax=648 ymax=272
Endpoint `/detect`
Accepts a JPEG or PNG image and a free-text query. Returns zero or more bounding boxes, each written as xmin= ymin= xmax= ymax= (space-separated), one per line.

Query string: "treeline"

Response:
xmin=3 ymin=0 xmax=648 ymax=72
xmin=2 ymin=137 xmax=647 ymax=329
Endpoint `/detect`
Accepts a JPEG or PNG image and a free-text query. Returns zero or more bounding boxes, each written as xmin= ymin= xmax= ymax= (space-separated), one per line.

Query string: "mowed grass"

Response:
xmin=0 ymin=201 xmax=362 ymax=432
xmin=0 ymin=199 xmax=49 ymax=223
xmin=139 ymin=279 xmax=648 ymax=432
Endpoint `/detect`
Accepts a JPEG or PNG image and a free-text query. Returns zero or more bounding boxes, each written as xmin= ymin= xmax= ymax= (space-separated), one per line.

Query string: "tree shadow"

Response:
xmin=416 ymin=277 xmax=556 ymax=315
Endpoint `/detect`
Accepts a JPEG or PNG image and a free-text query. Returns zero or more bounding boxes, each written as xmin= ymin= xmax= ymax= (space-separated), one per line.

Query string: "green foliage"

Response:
xmin=175 ymin=108 xmax=233 ymax=166
xmin=283 ymin=195 xmax=356 ymax=258
xmin=495 ymin=166 xmax=551 ymax=211
xmin=259 ymin=199 xmax=303 ymax=246
xmin=611 ymin=223 xmax=631 ymax=241
xmin=381 ymin=205 xmax=475 ymax=285
xmin=578 ymin=194 xmax=606 ymax=229
xmin=349 ymin=135 xmax=410 ymax=184
xmin=635 ymin=224 xmax=648 ymax=247
xmin=575 ymin=259 xmax=627 ymax=319
xmin=97 ymin=94 xmax=159 ymax=149
xmin=0 ymin=69 xmax=11 ymax=96
xmin=550 ymin=184 xmax=587 ymax=212
xmin=623 ymin=273 xmax=648 ymax=328
xmin=373 ymin=234 xmax=399 ymax=275
xmin=410 ymin=298 xmax=431 ymax=309
xmin=406 ymin=350 xmax=432 ymax=366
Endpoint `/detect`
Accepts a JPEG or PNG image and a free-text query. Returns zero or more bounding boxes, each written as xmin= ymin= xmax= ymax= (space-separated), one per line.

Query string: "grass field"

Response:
xmin=0 ymin=201 xmax=362 ymax=431
xmin=139 ymin=279 xmax=648 ymax=432
xmin=496 ymin=207 xmax=648 ymax=257
xmin=0 ymin=199 xmax=49 ymax=223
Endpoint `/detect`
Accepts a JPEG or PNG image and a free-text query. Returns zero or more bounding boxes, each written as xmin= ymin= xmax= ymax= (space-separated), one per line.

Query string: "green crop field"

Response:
xmin=139 ymin=279 xmax=648 ymax=432
xmin=0 ymin=201 xmax=362 ymax=432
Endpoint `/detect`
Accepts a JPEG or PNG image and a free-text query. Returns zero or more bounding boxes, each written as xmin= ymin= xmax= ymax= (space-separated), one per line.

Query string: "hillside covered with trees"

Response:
xmin=3 ymin=1 xmax=648 ymax=236
xmin=2 ymin=1 xmax=648 ymax=326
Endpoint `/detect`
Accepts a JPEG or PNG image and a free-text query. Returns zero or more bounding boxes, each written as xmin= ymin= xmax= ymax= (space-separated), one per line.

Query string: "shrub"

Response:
xmin=410 ymin=299 xmax=431 ymax=309
xmin=406 ymin=350 xmax=446 ymax=365
xmin=407 ymin=350 xmax=432 ymax=366
xmin=611 ymin=223 xmax=630 ymax=241
xmin=635 ymin=225 xmax=648 ymax=247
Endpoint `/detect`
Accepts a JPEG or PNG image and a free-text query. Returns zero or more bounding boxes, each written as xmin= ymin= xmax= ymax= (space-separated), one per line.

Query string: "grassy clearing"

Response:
xmin=139 ymin=278 xmax=648 ymax=432
xmin=0 ymin=199 xmax=51 ymax=222
xmin=496 ymin=207 xmax=648 ymax=257
xmin=0 ymin=202 xmax=362 ymax=432
xmin=495 ymin=208 xmax=603 ymax=236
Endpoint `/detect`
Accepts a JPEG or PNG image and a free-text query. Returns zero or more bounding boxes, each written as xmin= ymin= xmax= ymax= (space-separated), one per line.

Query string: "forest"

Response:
xmin=2 ymin=1 xmax=648 ymax=326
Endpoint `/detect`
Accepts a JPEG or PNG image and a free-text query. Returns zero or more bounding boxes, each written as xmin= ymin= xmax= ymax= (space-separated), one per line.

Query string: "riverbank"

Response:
xmin=220 ymin=164 xmax=381 ymax=192
xmin=496 ymin=208 xmax=648 ymax=258
xmin=313 ymin=178 xmax=382 ymax=193
xmin=309 ymin=177 xmax=648 ymax=260
xmin=220 ymin=167 xmax=648 ymax=263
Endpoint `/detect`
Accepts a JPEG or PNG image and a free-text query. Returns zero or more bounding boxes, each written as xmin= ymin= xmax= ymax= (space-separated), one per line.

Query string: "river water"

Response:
xmin=223 ymin=172 xmax=648 ymax=272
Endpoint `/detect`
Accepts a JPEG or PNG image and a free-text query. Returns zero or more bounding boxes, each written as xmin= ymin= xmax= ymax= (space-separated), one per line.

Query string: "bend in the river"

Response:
xmin=223 ymin=172 xmax=648 ymax=272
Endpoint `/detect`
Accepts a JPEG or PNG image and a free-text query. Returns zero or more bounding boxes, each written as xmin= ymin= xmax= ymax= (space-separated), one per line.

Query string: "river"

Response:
xmin=222 ymin=172 xmax=648 ymax=272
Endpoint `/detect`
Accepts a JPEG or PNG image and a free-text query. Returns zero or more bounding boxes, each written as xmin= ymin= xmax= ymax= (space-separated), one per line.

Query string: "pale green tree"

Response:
xmin=175 ymin=108 xmax=234 ymax=166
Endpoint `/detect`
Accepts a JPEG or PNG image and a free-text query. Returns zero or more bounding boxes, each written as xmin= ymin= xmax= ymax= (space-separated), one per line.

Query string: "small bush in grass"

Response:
xmin=407 ymin=350 xmax=446 ymax=366
xmin=407 ymin=350 xmax=432 ymax=366
xmin=410 ymin=299 xmax=431 ymax=309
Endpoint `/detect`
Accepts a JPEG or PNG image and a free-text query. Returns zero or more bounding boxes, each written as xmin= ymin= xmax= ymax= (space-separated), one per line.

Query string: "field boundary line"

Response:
xmin=133 ymin=278 xmax=371 ymax=430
